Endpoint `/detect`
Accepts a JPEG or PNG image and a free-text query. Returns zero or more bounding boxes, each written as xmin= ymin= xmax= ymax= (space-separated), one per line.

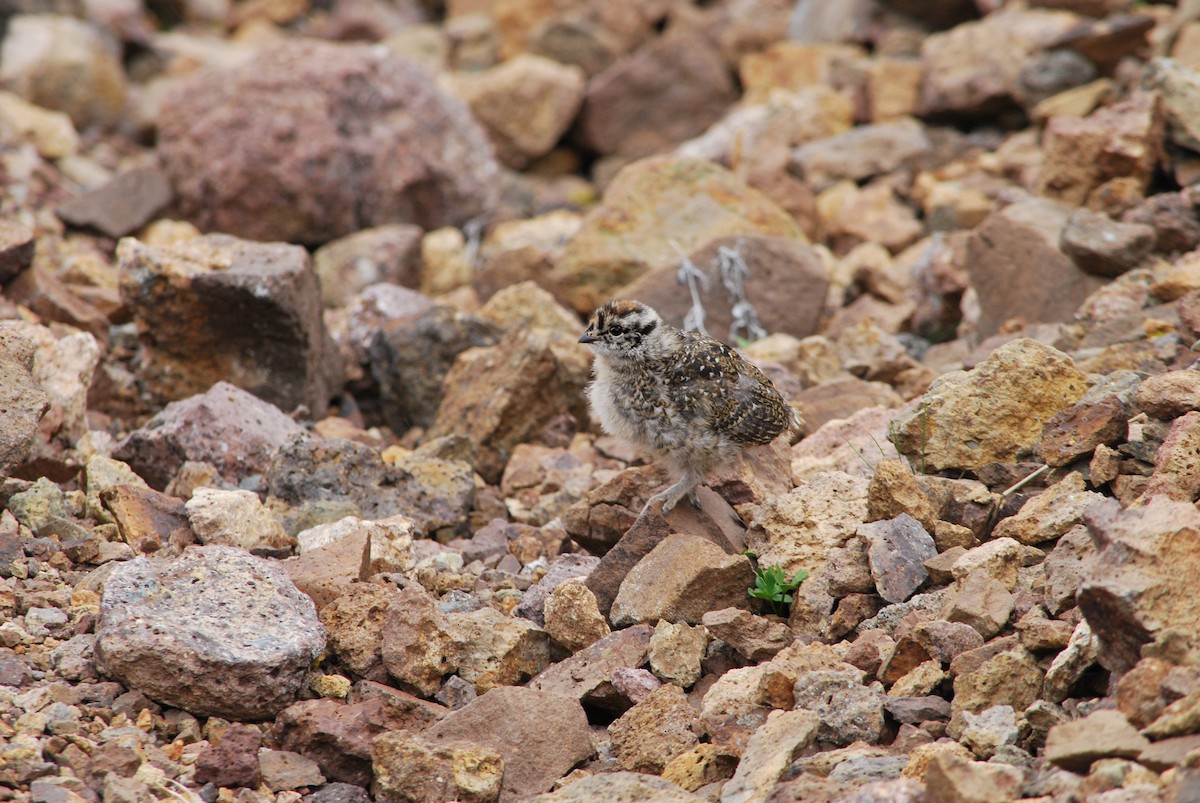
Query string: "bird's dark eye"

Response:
xmin=609 ymin=324 xmax=625 ymax=336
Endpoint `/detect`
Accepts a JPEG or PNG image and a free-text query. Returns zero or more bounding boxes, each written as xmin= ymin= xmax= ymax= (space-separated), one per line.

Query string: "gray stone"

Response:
xmin=94 ymin=545 xmax=325 ymax=719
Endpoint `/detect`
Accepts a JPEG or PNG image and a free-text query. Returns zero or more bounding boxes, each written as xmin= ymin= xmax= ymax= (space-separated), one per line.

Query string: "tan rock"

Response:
xmin=903 ymin=740 xmax=972 ymax=781
xmin=476 ymin=276 xmax=581 ymax=339
xmin=313 ymin=224 xmax=422 ymax=308
xmin=447 ymin=54 xmax=585 ymax=168
xmin=949 ymin=646 xmax=1044 ymax=738
xmin=949 ymin=538 xmax=1025 ymax=591
xmin=789 ymin=406 xmax=902 ymax=483
xmin=610 ymin=533 xmax=754 ymax=628
xmin=699 ymin=664 xmax=769 ymax=730
xmin=0 ymin=14 xmax=127 ymax=129
xmin=1078 ymin=497 xmax=1200 ymax=673
xmin=427 ymin=326 xmax=591 ymax=483
xmin=1038 ymin=91 xmax=1165 ymax=209
xmin=1134 ymin=369 xmax=1200 ymax=420
xmin=867 ymin=459 xmax=939 ymax=530
xmin=380 ymin=585 xmax=455 ymax=696
xmin=1143 ymin=688 xmax=1200 ymax=740
xmin=320 ymin=583 xmax=399 ymax=680
xmin=185 ymin=488 xmax=294 ymax=555
xmin=817 ymin=180 xmax=924 ymax=255
xmin=282 ymin=527 xmax=368 ymax=613
xmin=543 ymin=580 xmax=609 ymax=654
xmin=720 ymin=709 xmax=820 ymax=803
xmin=889 ymin=339 xmax=1090 ymax=472
xmin=1139 ymin=411 xmax=1200 ymax=503
xmin=865 ymin=57 xmax=923 ymax=122
xmin=889 ymin=660 xmax=946 ymax=698
xmin=648 ymin=620 xmax=707 ymax=689
xmin=757 ymin=642 xmax=856 ymax=710
xmin=923 ymin=750 xmax=1025 ymax=803
xmin=448 ymin=607 xmax=550 ymax=692
xmin=528 ymin=624 xmax=653 ymax=710
xmin=746 ymin=472 xmax=869 ymax=579
xmin=608 ymin=684 xmax=701 ymax=774
xmin=943 ymin=571 xmax=1015 ymax=640
xmin=425 ymin=686 xmax=593 ymax=802
xmin=701 ymin=608 xmax=792 ymax=663
xmin=420 ymin=227 xmax=473 ymax=296
xmin=661 ymin=744 xmax=736 ymax=793
xmin=738 ymin=41 xmax=864 ymax=105
xmin=918 ymin=7 xmax=1077 ymax=117
xmin=371 ymin=730 xmax=503 ymax=803
xmin=531 ymin=772 xmax=701 ymax=803
xmin=992 ymin=472 xmax=1103 ymax=545
xmin=1116 ymin=656 xmax=1174 ymax=728
xmin=296 ymin=515 xmax=416 ymax=576
xmin=0 ymin=90 xmax=78 ymax=159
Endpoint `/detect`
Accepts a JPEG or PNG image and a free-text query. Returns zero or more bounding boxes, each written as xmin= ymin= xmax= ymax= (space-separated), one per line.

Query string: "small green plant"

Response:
xmin=746 ymin=560 xmax=808 ymax=617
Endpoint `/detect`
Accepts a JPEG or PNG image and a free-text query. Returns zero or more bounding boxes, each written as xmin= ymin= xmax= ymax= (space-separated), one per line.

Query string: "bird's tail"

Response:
xmin=786 ymin=404 xmax=805 ymax=445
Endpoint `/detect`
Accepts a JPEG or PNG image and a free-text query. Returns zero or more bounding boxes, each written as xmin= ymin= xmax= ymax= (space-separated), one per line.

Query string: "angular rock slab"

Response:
xmin=424 ymin=686 xmax=593 ymax=803
xmin=610 ymin=533 xmax=755 ymax=628
xmin=889 ymin=338 xmax=1089 ymax=473
xmin=858 ymin=513 xmax=936 ymax=604
xmin=114 ymin=381 xmax=306 ymax=490
xmin=117 ymin=235 xmax=342 ymax=415
xmin=95 ymin=545 xmax=325 ymax=719
xmin=1079 ymin=497 xmax=1200 ymax=673
xmin=964 ymin=198 xmax=1108 ymax=339
xmin=426 ymin=327 xmax=591 ymax=484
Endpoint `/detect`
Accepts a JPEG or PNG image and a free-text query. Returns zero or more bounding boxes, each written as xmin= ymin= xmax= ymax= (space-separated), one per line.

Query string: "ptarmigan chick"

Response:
xmin=579 ymin=299 xmax=803 ymax=515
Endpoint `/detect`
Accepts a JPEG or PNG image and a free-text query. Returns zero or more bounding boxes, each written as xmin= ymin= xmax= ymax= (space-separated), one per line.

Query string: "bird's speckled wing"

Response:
xmin=668 ymin=332 xmax=792 ymax=446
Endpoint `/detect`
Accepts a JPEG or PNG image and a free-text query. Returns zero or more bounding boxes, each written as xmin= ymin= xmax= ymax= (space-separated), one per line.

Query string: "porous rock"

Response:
xmin=158 ymin=39 xmax=499 ymax=244
xmin=889 ymin=339 xmax=1089 ymax=472
xmin=114 ymin=381 xmax=306 ymax=490
xmin=94 ymin=545 xmax=325 ymax=719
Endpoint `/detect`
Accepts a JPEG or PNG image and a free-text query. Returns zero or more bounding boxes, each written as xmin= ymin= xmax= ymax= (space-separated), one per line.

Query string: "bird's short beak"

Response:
xmin=579 ymin=332 xmax=597 ymax=344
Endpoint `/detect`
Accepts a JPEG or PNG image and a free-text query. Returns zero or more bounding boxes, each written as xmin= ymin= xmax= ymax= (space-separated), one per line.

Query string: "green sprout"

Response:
xmin=746 ymin=561 xmax=808 ymax=617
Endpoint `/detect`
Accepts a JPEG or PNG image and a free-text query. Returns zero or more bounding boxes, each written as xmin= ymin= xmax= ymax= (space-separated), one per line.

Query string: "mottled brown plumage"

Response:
xmin=579 ymin=299 xmax=803 ymax=515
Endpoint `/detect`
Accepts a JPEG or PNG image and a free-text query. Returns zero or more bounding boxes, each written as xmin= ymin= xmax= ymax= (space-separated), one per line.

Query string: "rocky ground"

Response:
xmin=2 ymin=0 xmax=1200 ymax=801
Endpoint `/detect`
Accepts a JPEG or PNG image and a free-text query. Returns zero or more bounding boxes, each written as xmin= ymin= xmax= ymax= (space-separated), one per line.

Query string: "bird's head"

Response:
xmin=579 ymin=299 xmax=669 ymax=363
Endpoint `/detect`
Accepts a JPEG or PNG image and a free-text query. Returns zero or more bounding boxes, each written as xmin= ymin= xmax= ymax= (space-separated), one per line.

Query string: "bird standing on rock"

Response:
xmin=579 ymin=299 xmax=804 ymax=516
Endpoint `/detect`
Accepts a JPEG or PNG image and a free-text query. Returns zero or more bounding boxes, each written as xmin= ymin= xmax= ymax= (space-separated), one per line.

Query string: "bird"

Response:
xmin=578 ymin=299 xmax=803 ymax=516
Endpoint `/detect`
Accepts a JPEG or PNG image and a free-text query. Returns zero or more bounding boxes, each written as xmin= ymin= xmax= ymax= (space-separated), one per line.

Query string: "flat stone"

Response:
xmin=964 ymin=199 xmax=1108 ymax=338
xmin=56 ymin=167 xmax=172 ymax=238
xmin=858 ymin=513 xmax=936 ymax=604
xmin=424 ymin=686 xmax=593 ymax=803
xmin=610 ymin=533 xmax=754 ymax=627
xmin=528 ymin=624 xmax=654 ymax=711
xmin=1061 ymin=205 xmax=1156 ymax=278
xmin=1044 ymin=709 xmax=1150 ymax=772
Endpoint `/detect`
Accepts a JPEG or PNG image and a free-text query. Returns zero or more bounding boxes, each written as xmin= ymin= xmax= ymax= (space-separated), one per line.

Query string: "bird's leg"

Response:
xmin=640 ymin=466 xmax=706 ymax=517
